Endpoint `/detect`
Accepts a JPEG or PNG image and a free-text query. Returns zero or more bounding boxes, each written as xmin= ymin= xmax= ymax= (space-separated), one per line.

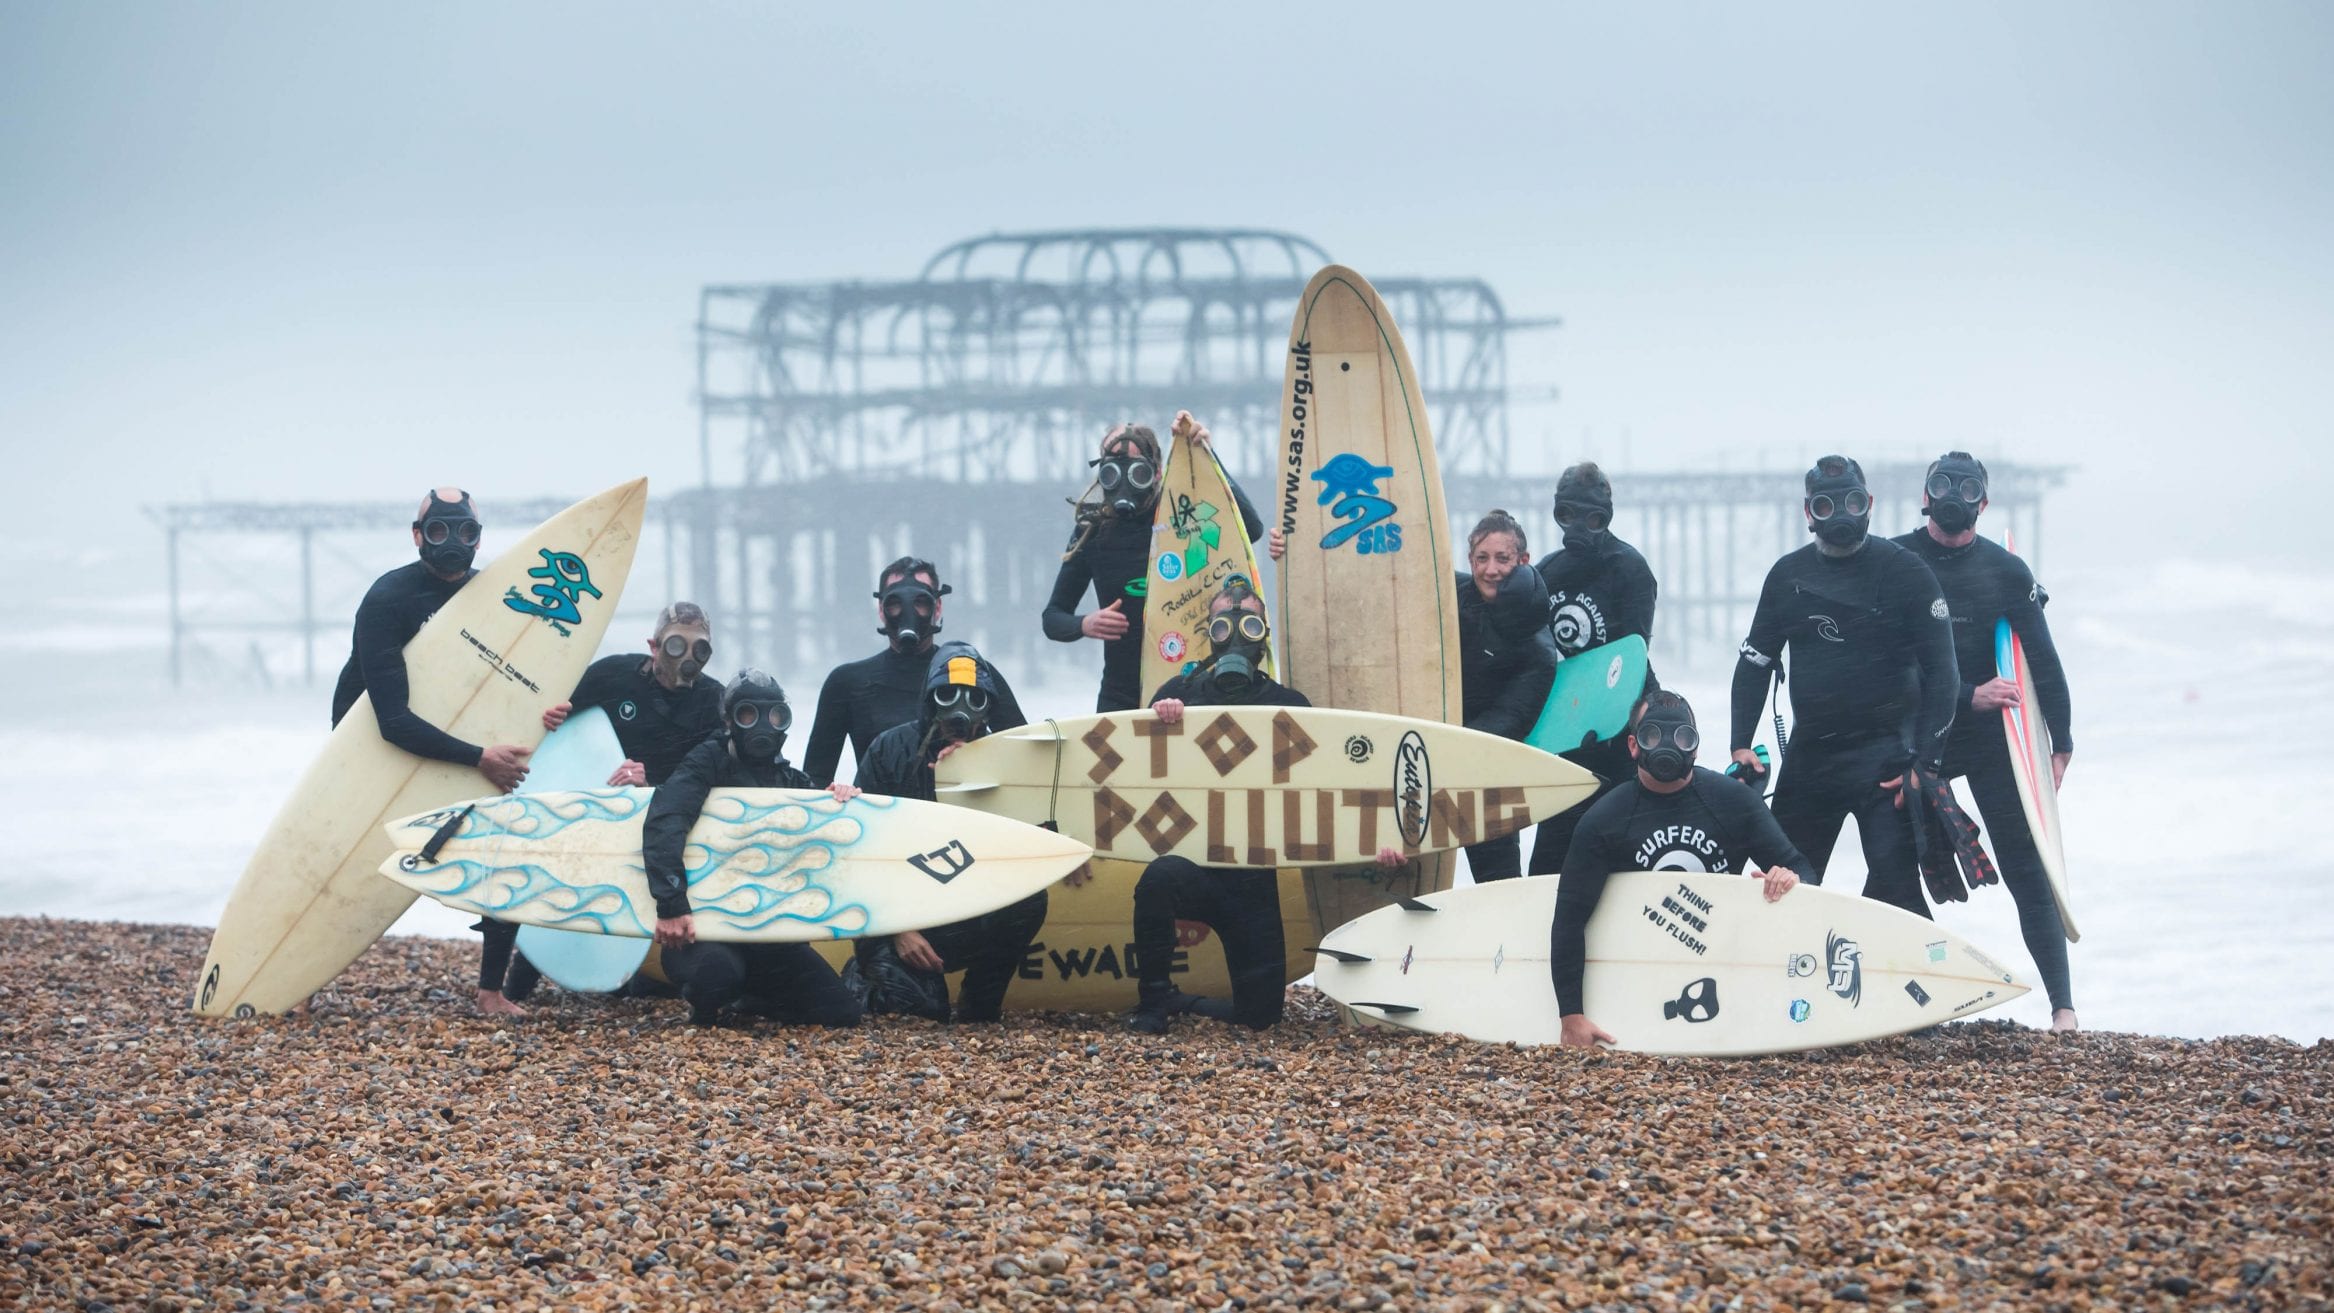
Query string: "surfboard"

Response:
xmin=510 ymin=708 xmax=652 ymax=993
xmin=1314 ymin=873 xmax=2027 ymax=1055
xmin=194 ymin=478 xmax=649 ymax=1018
xmin=811 ymin=857 xmax=1316 ymax=1014
xmin=380 ymin=789 xmax=1091 ymax=943
xmin=1525 ymin=634 xmax=1650 ymax=754
xmin=934 ymin=707 xmax=1596 ymax=868
xmin=1997 ymin=618 xmax=2077 ymax=942
xmin=1141 ymin=430 xmax=1272 ymax=703
xmin=1274 ymin=266 xmax=1463 ymax=934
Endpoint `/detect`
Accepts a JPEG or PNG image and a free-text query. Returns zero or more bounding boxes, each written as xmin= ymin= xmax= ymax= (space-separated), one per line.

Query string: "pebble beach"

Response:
xmin=4 ymin=917 xmax=2327 ymax=1311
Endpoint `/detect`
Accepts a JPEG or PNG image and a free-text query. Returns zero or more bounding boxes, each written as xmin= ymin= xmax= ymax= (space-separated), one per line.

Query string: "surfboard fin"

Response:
xmin=1348 ymin=1001 xmax=1420 ymax=1016
xmin=1311 ymin=947 xmax=1371 ymax=964
xmin=419 ymin=804 xmax=475 ymax=862
xmin=932 ymin=782 xmax=999 ymax=795
xmin=1396 ymin=897 xmax=1437 ymax=912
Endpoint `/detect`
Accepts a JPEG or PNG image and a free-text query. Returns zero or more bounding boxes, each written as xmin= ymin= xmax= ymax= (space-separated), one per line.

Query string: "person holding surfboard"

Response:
xmin=1126 ymin=576 xmax=1403 ymax=1034
xmin=1527 ymin=462 xmax=1661 ymax=877
xmin=332 ymin=487 xmax=543 ymax=1017
xmin=804 ymin=558 xmax=1028 ymax=787
xmin=1893 ymin=452 xmax=2079 ymax=1032
xmin=1043 ymin=414 xmax=1265 ymax=712
xmin=1729 ymin=456 xmax=1960 ymax=920
xmin=848 ymin=640 xmax=1052 ymax=1022
xmin=645 ymin=669 xmax=866 ymax=1029
xmin=1549 ymin=691 xmax=1807 ymax=1047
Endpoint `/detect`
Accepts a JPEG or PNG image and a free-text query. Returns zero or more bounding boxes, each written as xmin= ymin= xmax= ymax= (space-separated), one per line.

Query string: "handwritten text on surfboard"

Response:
xmin=504 ymin=549 xmax=604 ymax=637
xmin=1081 ymin=712 xmax=1526 ymax=863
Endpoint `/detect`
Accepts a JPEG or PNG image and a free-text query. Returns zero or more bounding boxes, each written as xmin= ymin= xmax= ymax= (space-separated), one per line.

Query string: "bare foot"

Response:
xmin=476 ymin=989 xmax=526 ymax=1017
xmin=2050 ymin=1008 xmax=2079 ymax=1034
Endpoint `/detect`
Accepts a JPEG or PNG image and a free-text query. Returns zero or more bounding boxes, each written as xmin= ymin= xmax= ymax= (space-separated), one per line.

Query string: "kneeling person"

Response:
xmin=1551 ymin=692 xmax=1807 ymax=1047
xmin=644 ymin=669 xmax=864 ymax=1029
xmin=851 ymin=641 xmax=1050 ymax=1022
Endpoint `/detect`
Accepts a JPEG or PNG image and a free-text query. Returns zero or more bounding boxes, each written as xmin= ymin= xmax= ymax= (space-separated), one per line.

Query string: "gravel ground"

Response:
xmin=3 ymin=917 xmax=2329 ymax=1311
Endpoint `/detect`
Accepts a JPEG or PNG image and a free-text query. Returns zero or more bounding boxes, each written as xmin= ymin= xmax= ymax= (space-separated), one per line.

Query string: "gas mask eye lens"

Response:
xmin=732 ymin=703 xmax=760 ymax=728
xmin=1126 ymin=461 xmax=1157 ymax=490
xmin=418 ymin=518 xmax=481 ymax=546
xmin=1811 ymin=491 xmax=1870 ymax=521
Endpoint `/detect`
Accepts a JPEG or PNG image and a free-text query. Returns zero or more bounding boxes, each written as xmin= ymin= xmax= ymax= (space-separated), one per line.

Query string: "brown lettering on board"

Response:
xmin=1131 ymin=715 xmax=1183 ymax=779
xmin=1284 ymin=789 xmax=1334 ymax=862
xmin=1083 ymin=720 xmax=1123 ymax=783
xmin=1135 ymin=793 xmax=1198 ymax=854
xmin=1206 ymin=791 xmax=1234 ymax=863
xmin=1483 ymin=786 xmax=1531 ymax=839
xmin=1194 ymin=712 xmax=1257 ymax=777
xmin=1341 ymin=788 xmax=1394 ymax=854
xmin=1094 ymin=787 xmax=1136 ymax=849
xmin=1271 ymin=711 xmax=1316 ymax=785
xmin=1430 ymin=789 xmax=1478 ymax=849
xmin=1245 ymin=790 xmax=1274 ymax=866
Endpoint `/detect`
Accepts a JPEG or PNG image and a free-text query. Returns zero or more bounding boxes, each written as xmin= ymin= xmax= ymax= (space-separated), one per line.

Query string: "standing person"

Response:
xmin=1125 ymin=576 xmax=1402 ymax=1034
xmin=1729 ymin=455 xmax=1959 ymax=919
xmin=1551 ymin=692 xmax=1806 ymax=1047
xmin=644 ymin=670 xmax=864 ymax=1030
xmin=1043 ymin=412 xmax=1265 ymax=712
xmin=1894 ymin=451 xmax=2079 ymax=1032
xmin=849 ymin=641 xmax=1053 ymax=1022
xmin=332 ymin=487 xmax=536 ymax=1017
xmin=1527 ymin=462 xmax=1661 ymax=876
xmin=803 ymin=558 xmax=1027 ymax=787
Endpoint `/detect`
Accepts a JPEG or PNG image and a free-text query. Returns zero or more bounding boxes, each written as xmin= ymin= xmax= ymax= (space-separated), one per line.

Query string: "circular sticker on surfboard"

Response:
xmin=1157 ymin=552 xmax=1183 ymax=581
xmin=1157 ymin=630 xmax=1187 ymax=662
xmin=1604 ymin=655 xmax=1624 ymax=689
xmin=1789 ymin=999 xmax=1811 ymax=1023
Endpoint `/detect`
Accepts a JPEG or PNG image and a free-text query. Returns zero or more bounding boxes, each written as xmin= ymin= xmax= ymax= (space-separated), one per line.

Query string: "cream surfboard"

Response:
xmin=1140 ymin=429 xmax=1272 ymax=701
xmin=193 ymin=479 xmax=648 ymax=1017
xmin=933 ymin=707 xmax=1595 ymax=867
xmin=1998 ymin=619 xmax=2077 ymax=941
xmin=812 ymin=856 xmax=1316 ymax=1014
xmin=510 ymin=708 xmax=652 ymax=992
xmin=1275 ymin=266 xmax=1463 ymax=935
xmin=382 ymin=789 xmax=1091 ymax=942
xmin=1314 ymin=874 xmax=2027 ymax=1055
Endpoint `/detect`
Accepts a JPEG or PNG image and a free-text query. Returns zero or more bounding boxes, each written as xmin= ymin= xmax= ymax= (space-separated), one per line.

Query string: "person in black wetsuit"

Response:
xmin=1126 ymin=576 xmax=1404 ymax=1034
xmin=331 ymin=488 xmax=540 ymax=1016
xmin=1729 ymin=455 xmax=1959 ymax=919
xmin=804 ymin=557 xmax=1028 ymax=786
xmin=645 ymin=669 xmax=864 ymax=1029
xmin=1528 ymin=463 xmax=1661 ymax=876
xmin=848 ymin=641 xmax=1055 ymax=1021
xmin=1043 ymin=412 xmax=1265 ymax=712
xmin=1551 ymin=691 xmax=1806 ymax=1047
xmin=1893 ymin=451 xmax=2080 ymax=1032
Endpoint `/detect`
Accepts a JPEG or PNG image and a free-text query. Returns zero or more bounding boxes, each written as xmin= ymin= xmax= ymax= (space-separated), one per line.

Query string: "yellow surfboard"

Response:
xmin=1140 ymin=429 xmax=1272 ymax=702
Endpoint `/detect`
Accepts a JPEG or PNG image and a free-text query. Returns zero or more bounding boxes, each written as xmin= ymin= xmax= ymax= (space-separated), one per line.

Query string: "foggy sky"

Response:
xmin=4 ymin=1 xmax=2330 ymax=572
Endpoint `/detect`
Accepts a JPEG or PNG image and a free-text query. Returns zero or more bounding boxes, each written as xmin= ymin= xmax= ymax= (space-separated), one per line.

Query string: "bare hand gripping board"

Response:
xmin=193 ymin=479 xmax=649 ymax=1017
xmin=1274 ymin=266 xmax=1463 ymax=937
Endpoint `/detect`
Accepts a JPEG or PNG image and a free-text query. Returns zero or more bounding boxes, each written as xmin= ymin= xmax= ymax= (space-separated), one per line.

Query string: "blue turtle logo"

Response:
xmin=1311 ymin=454 xmax=1400 ymax=552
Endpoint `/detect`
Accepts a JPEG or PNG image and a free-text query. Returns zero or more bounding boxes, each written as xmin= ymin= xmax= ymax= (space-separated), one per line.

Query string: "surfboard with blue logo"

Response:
xmin=1524 ymin=634 xmax=1650 ymax=754
xmin=1141 ymin=427 xmax=1272 ymax=704
xmin=1275 ymin=265 xmax=1463 ymax=938
xmin=510 ymin=708 xmax=652 ymax=992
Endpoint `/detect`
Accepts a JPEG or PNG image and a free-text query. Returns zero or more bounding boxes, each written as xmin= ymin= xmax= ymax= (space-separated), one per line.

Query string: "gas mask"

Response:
xmin=1094 ymin=452 xmax=1159 ymax=519
xmin=1805 ymin=457 xmax=1871 ymax=550
xmin=1554 ymin=464 xmax=1614 ymax=552
xmin=721 ymin=670 xmax=791 ymax=766
xmin=1633 ymin=704 xmax=1699 ymax=784
xmin=414 ymin=491 xmax=481 ymax=576
xmin=652 ymin=628 xmax=712 ymax=687
xmin=1206 ymin=607 xmax=1270 ymax=697
xmin=875 ymin=578 xmax=947 ymax=654
xmin=1921 ymin=454 xmax=1988 ymax=535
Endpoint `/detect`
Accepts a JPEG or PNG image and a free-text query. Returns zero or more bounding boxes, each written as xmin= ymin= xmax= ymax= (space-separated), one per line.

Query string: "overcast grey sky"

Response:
xmin=5 ymin=1 xmax=2330 ymax=568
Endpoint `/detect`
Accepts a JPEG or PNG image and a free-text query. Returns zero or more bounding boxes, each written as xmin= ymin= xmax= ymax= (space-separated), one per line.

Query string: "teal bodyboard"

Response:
xmin=1524 ymin=635 xmax=1650 ymax=754
xmin=512 ymin=708 xmax=652 ymax=993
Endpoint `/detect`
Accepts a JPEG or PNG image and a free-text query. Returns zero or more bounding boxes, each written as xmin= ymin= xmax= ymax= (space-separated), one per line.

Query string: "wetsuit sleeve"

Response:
xmin=354 ymin=587 xmax=483 ymax=767
xmin=853 ymin=728 xmax=915 ymax=797
xmin=1730 ymin=565 xmax=1789 ymax=752
xmin=1549 ymin=810 xmax=1625 ymax=1017
xmin=1149 ymin=675 xmax=1191 ymax=707
xmin=802 ymin=666 xmax=852 ymax=788
xmin=1474 ymin=606 xmax=1556 ymax=740
xmin=774 ymin=762 xmax=817 ymax=791
xmin=1618 ymin=550 xmax=1659 ymax=646
xmin=990 ymin=668 xmax=1030 ymax=733
xmin=643 ymin=740 xmax=723 ymax=919
xmin=1895 ymin=554 xmax=1960 ymax=769
xmin=565 ymin=655 xmax=625 ymax=712
xmin=2007 ymin=564 xmax=2074 ymax=753
xmin=1716 ymin=779 xmax=1811 ymax=876
xmin=1227 ymin=476 xmax=1266 ymax=542
xmin=1041 ymin=535 xmax=1094 ymax=644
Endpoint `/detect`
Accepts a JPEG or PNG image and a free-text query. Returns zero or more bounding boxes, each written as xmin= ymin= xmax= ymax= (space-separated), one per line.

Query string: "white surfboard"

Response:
xmin=1998 ymin=619 xmax=2077 ymax=942
xmin=380 ymin=789 xmax=1092 ymax=943
xmin=194 ymin=479 xmax=648 ymax=1017
xmin=1314 ymin=874 xmax=2027 ymax=1055
xmin=934 ymin=706 xmax=1595 ymax=868
xmin=511 ymin=708 xmax=654 ymax=992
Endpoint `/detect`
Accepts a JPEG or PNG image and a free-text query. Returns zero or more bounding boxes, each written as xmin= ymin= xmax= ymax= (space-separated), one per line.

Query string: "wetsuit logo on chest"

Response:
xmin=1811 ymin=614 xmax=1844 ymax=643
xmin=617 ymin=700 xmax=638 ymax=721
xmin=504 ymin=549 xmax=604 ymax=637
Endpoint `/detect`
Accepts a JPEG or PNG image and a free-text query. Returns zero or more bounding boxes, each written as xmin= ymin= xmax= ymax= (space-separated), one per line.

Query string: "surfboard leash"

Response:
xmin=1040 ymin=717 xmax=1063 ymax=833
